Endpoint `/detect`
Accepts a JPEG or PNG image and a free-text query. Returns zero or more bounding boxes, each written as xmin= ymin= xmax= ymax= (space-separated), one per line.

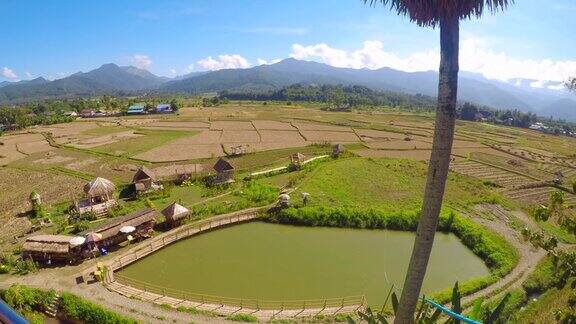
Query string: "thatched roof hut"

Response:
xmin=162 ymin=203 xmax=190 ymax=224
xmin=213 ymin=158 xmax=235 ymax=185
xmin=84 ymin=177 xmax=116 ymax=198
xmin=213 ymin=158 xmax=234 ymax=173
xmin=82 ymin=208 xmax=157 ymax=241
xmin=133 ymin=167 xmax=156 ymax=183
xmin=23 ymin=235 xmax=74 ymax=255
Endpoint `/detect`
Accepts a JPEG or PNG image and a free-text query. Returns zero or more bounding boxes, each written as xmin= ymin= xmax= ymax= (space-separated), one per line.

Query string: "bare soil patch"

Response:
xmin=221 ymin=130 xmax=261 ymax=143
xmin=145 ymin=121 xmax=210 ymax=129
xmin=353 ymin=149 xmax=432 ymax=160
xmin=259 ymin=130 xmax=306 ymax=144
xmin=355 ymin=129 xmax=407 ymax=141
xmin=211 ymin=121 xmax=254 ymax=131
xmin=252 ymin=120 xmax=296 ymax=130
xmin=135 ymin=144 xmax=224 ymax=162
xmin=292 ymin=122 xmax=353 ymax=132
xmin=300 ymin=130 xmax=360 ymax=143
xmin=366 ymin=140 xmax=431 ymax=150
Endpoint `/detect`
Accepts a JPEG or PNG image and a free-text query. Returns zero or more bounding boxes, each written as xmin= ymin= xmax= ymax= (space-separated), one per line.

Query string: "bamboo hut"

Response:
xmin=213 ymin=158 xmax=235 ymax=185
xmin=76 ymin=177 xmax=117 ymax=216
xmin=162 ymin=202 xmax=190 ymax=227
xmin=132 ymin=167 xmax=158 ymax=193
xmin=289 ymin=153 xmax=306 ymax=170
xmin=22 ymin=235 xmax=75 ymax=263
xmin=81 ymin=208 xmax=157 ymax=248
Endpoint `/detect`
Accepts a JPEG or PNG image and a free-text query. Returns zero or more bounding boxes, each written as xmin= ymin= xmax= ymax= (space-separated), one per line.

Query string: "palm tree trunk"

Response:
xmin=394 ymin=16 xmax=459 ymax=324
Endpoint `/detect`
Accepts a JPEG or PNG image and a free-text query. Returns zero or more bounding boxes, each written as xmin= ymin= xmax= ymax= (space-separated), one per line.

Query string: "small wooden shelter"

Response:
xmin=162 ymin=202 xmax=190 ymax=227
xmin=332 ymin=144 xmax=345 ymax=157
xmin=81 ymin=208 xmax=157 ymax=248
xmin=84 ymin=177 xmax=116 ymax=203
xmin=133 ymin=167 xmax=157 ymax=193
xmin=22 ymin=235 xmax=75 ymax=263
xmin=289 ymin=153 xmax=306 ymax=170
xmin=213 ymin=158 xmax=235 ymax=185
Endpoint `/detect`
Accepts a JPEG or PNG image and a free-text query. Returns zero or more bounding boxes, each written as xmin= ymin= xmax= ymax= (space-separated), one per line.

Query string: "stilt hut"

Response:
xmin=22 ymin=235 xmax=75 ymax=264
xmin=76 ymin=177 xmax=117 ymax=216
xmin=81 ymin=208 xmax=157 ymax=248
xmin=289 ymin=153 xmax=306 ymax=170
xmin=132 ymin=167 xmax=158 ymax=193
xmin=213 ymin=158 xmax=235 ymax=185
xmin=162 ymin=203 xmax=190 ymax=227
xmin=332 ymin=144 xmax=345 ymax=157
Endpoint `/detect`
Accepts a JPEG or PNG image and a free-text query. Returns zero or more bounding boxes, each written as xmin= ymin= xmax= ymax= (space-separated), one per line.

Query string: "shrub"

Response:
xmin=60 ymin=292 xmax=137 ymax=324
xmin=226 ymin=313 xmax=258 ymax=322
xmin=73 ymin=220 xmax=90 ymax=234
xmin=0 ymin=285 xmax=55 ymax=315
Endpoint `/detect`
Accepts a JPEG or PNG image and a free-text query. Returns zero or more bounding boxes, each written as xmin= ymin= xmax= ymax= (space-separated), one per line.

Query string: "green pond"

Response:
xmin=119 ymin=222 xmax=490 ymax=305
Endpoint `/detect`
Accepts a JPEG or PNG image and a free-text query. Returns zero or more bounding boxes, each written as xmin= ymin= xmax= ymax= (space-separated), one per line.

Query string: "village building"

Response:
xmin=332 ymin=143 xmax=345 ymax=157
xmin=63 ymin=111 xmax=78 ymax=117
xmin=213 ymin=158 xmax=235 ymax=185
xmin=162 ymin=202 xmax=190 ymax=227
xmin=81 ymin=208 xmax=157 ymax=248
xmin=155 ymin=103 xmax=173 ymax=113
xmin=22 ymin=234 xmax=77 ymax=263
xmin=132 ymin=166 xmax=160 ymax=194
xmin=289 ymin=152 xmax=306 ymax=170
xmin=80 ymin=109 xmax=96 ymax=118
xmin=126 ymin=104 xmax=146 ymax=115
xmin=75 ymin=177 xmax=117 ymax=217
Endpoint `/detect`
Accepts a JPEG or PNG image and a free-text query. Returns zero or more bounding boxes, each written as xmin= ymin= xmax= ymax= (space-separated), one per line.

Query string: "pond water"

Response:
xmin=118 ymin=222 xmax=490 ymax=306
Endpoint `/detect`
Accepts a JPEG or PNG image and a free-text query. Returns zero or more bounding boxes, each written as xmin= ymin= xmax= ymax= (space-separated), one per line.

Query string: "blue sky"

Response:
xmin=1 ymin=0 xmax=575 ymax=83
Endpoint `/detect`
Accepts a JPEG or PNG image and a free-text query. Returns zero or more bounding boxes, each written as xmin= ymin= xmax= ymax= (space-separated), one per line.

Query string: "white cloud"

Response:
xmin=257 ymin=58 xmax=281 ymax=66
xmin=25 ymin=71 xmax=33 ymax=78
xmin=2 ymin=67 xmax=18 ymax=79
xmin=169 ymin=68 xmax=177 ymax=75
xmin=196 ymin=54 xmax=250 ymax=71
xmin=290 ymin=41 xmax=439 ymax=72
xmin=131 ymin=54 xmax=152 ymax=69
xmin=548 ymin=84 xmax=565 ymax=91
xmin=289 ymin=39 xmax=576 ymax=84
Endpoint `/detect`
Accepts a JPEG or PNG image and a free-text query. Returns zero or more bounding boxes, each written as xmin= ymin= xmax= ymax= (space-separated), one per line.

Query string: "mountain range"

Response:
xmin=1 ymin=58 xmax=575 ymax=120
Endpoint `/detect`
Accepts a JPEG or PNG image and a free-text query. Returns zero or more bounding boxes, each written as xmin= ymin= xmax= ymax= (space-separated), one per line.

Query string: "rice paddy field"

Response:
xmin=1 ymin=101 xmax=576 ymax=321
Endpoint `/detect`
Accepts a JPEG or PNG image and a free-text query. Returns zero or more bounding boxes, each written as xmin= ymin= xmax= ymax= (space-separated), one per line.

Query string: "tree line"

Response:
xmin=219 ymin=84 xmax=438 ymax=111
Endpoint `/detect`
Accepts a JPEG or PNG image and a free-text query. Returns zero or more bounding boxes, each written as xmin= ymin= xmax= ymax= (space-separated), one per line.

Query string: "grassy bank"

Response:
xmin=265 ymin=206 xmax=518 ymax=304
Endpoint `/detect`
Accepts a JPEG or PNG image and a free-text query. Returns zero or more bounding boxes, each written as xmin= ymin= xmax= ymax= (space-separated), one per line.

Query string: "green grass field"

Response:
xmin=293 ymin=157 xmax=509 ymax=213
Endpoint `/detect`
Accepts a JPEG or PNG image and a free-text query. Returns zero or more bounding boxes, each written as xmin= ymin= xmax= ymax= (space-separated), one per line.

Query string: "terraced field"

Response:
xmin=450 ymin=160 xmax=537 ymax=188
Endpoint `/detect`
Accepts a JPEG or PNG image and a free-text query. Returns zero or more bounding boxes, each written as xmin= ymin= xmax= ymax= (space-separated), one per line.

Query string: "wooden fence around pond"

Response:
xmin=101 ymin=206 xmax=366 ymax=318
xmin=114 ymin=273 xmax=365 ymax=312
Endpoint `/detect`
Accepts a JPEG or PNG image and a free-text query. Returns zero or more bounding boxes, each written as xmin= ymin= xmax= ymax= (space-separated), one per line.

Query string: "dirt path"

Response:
xmin=460 ymin=204 xmax=547 ymax=306
xmin=0 ymin=260 xmax=231 ymax=323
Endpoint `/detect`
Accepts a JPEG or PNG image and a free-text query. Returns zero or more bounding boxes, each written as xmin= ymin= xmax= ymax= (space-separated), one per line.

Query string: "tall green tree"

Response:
xmin=567 ymin=77 xmax=576 ymax=92
xmin=365 ymin=1 xmax=512 ymax=322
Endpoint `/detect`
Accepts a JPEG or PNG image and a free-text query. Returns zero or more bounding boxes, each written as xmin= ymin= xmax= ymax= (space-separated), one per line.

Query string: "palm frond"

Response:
xmin=363 ymin=0 xmax=513 ymax=27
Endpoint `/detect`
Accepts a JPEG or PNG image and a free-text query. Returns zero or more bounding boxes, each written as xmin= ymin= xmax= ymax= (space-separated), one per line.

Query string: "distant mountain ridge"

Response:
xmin=0 ymin=64 xmax=164 ymax=103
xmin=1 ymin=58 xmax=575 ymax=120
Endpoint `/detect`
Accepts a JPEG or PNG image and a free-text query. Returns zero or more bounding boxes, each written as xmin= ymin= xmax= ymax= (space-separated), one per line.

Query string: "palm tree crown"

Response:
xmin=366 ymin=0 xmax=512 ymax=27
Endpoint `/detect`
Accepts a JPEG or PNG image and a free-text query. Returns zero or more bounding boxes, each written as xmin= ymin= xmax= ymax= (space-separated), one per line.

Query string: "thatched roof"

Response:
xmin=23 ymin=235 xmax=74 ymax=254
xmin=82 ymin=208 xmax=157 ymax=240
xmin=133 ymin=167 xmax=156 ymax=183
xmin=84 ymin=177 xmax=116 ymax=197
xmin=162 ymin=203 xmax=190 ymax=222
xmin=213 ymin=158 xmax=234 ymax=173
